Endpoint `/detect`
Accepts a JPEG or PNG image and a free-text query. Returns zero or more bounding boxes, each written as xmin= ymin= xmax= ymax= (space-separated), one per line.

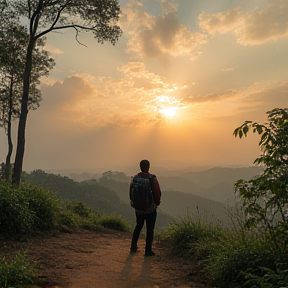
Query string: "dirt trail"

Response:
xmin=1 ymin=229 xmax=210 ymax=288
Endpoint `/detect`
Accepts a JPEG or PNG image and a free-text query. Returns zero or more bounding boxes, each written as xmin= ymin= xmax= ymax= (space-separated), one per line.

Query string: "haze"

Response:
xmin=1 ymin=0 xmax=288 ymax=172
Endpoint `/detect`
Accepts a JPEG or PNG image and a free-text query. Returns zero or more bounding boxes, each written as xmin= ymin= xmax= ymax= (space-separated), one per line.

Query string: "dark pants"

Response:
xmin=131 ymin=210 xmax=157 ymax=252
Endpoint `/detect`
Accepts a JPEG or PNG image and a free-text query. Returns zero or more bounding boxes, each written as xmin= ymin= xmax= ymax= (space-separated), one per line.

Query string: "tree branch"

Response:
xmin=36 ymin=23 xmax=100 ymax=39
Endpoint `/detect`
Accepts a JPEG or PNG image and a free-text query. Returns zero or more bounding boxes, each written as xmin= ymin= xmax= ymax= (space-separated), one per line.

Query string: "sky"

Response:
xmin=1 ymin=0 xmax=288 ymax=173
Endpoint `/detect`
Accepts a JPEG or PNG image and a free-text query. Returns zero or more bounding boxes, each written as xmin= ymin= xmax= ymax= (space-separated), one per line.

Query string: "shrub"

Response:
xmin=165 ymin=212 xmax=224 ymax=253
xmin=66 ymin=201 xmax=93 ymax=218
xmin=244 ymin=263 xmax=288 ymax=288
xmin=19 ymin=183 xmax=60 ymax=231
xmin=202 ymin=232 xmax=277 ymax=287
xmin=0 ymin=181 xmax=34 ymax=235
xmin=97 ymin=214 xmax=131 ymax=232
xmin=0 ymin=251 xmax=36 ymax=287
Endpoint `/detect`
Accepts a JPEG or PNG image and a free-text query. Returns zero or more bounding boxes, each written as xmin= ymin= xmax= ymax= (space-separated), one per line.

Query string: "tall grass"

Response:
xmin=164 ymin=210 xmax=288 ymax=288
xmin=0 ymin=180 xmax=131 ymax=286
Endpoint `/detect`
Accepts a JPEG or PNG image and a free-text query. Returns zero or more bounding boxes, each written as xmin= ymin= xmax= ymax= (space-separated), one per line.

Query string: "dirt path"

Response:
xmin=2 ymin=229 xmax=210 ymax=288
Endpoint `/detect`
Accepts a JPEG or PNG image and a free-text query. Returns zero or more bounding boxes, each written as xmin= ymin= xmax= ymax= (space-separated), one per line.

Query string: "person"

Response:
xmin=130 ymin=159 xmax=162 ymax=256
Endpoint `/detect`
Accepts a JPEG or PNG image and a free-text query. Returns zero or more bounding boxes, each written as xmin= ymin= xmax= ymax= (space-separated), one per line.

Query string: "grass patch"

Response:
xmin=164 ymin=211 xmax=288 ymax=288
xmin=97 ymin=214 xmax=131 ymax=232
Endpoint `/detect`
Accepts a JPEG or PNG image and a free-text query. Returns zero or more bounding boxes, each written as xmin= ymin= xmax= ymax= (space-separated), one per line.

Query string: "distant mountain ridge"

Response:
xmin=157 ymin=166 xmax=263 ymax=203
xmin=23 ymin=166 xmax=264 ymax=227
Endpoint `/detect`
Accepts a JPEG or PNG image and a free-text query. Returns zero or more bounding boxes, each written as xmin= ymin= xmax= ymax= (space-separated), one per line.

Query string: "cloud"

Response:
xmin=241 ymin=82 xmax=288 ymax=105
xmin=199 ymin=8 xmax=241 ymax=34
xmin=122 ymin=2 xmax=207 ymax=59
xmin=40 ymin=63 xmax=189 ymax=128
xmin=198 ymin=0 xmax=288 ymax=45
xmin=45 ymin=44 xmax=64 ymax=55
xmin=183 ymin=89 xmax=239 ymax=104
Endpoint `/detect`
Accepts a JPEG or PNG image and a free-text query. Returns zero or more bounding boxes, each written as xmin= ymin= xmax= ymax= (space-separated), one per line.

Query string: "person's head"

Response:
xmin=140 ymin=159 xmax=150 ymax=172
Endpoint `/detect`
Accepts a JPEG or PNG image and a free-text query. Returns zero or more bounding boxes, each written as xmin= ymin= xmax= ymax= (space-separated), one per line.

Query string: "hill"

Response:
xmin=22 ymin=170 xmax=173 ymax=230
xmin=157 ymin=166 xmax=263 ymax=203
xmin=98 ymin=172 xmax=228 ymax=223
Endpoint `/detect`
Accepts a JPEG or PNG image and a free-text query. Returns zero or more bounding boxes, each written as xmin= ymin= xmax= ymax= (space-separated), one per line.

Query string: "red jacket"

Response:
xmin=137 ymin=172 xmax=162 ymax=206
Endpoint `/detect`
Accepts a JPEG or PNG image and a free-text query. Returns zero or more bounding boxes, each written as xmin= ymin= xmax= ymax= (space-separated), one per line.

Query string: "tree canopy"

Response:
xmin=0 ymin=16 xmax=54 ymax=180
xmin=0 ymin=0 xmax=122 ymax=184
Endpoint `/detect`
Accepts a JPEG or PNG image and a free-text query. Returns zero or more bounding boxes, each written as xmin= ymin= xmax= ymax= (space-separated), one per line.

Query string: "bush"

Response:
xmin=165 ymin=212 xmax=224 ymax=253
xmin=0 ymin=251 xmax=36 ymax=287
xmin=65 ymin=201 xmax=93 ymax=218
xmin=202 ymin=232 xmax=277 ymax=287
xmin=164 ymin=212 xmax=285 ymax=288
xmin=0 ymin=181 xmax=34 ymax=235
xmin=97 ymin=214 xmax=131 ymax=232
xmin=244 ymin=263 xmax=288 ymax=288
xmin=0 ymin=181 xmax=60 ymax=235
xmin=19 ymin=183 xmax=59 ymax=231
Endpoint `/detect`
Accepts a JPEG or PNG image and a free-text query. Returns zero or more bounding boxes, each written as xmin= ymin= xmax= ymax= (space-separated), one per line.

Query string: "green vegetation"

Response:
xmin=0 ymin=180 xmax=131 ymax=287
xmin=165 ymin=213 xmax=284 ymax=287
xmin=0 ymin=251 xmax=36 ymax=288
xmin=22 ymin=169 xmax=173 ymax=229
xmin=0 ymin=180 xmax=131 ymax=236
xmin=164 ymin=108 xmax=288 ymax=288
xmin=98 ymin=214 xmax=131 ymax=232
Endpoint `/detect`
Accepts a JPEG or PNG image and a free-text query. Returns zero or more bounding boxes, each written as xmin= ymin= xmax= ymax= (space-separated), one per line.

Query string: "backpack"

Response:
xmin=130 ymin=174 xmax=155 ymax=212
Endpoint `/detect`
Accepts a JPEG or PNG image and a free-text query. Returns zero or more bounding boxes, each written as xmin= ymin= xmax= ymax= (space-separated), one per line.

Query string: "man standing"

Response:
xmin=130 ymin=159 xmax=162 ymax=256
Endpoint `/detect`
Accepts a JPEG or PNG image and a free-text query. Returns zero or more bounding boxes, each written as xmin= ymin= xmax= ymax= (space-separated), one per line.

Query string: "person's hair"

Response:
xmin=140 ymin=159 xmax=150 ymax=172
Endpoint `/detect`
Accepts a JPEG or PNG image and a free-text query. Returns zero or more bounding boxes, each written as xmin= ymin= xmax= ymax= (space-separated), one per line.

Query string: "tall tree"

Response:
xmin=1 ymin=0 xmax=122 ymax=185
xmin=0 ymin=20 xmax=54 ymax=181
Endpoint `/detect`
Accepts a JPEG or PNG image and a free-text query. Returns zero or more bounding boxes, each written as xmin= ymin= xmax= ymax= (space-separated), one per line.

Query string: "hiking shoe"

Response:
xmin=130 ymin=247 xmax=138 ymax=253
xmin=144 ymin=251 xmax=155 ymax=257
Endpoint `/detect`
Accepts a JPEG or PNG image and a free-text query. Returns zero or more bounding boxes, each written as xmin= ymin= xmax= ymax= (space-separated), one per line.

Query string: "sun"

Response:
xmin=159 ymin=106 xmax=177 ymax=117
xmin=154 ymin=95 xmax=181 ymax=118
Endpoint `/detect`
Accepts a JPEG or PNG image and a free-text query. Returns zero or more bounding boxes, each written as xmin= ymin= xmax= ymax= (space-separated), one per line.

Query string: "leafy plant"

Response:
xmin=0 ymin=180 xmax=34 ymax=235
xmin=233 ymin=108 xmax=288 ymax=257
xmin=19 ymin=183 xmax=60 ymax=231
xmin=244 ymin=263 xmax=288 ymax=288
xmin=0 ymin=251 xmax=36 ymax=287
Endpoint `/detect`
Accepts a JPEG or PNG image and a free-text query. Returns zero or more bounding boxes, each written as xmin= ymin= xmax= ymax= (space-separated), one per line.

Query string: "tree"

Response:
xmin=1 ymin=0 xmax=122 ymax=185
xmin=0 ymin=20 xmax=54 ymax=181
xmin=234 ymin=108 xmax=288 ymax=257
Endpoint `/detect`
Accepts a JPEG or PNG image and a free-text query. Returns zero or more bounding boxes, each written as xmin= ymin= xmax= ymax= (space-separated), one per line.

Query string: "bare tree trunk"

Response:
xmin=5 ymin=76 xmax=14 ymax=181
xmin=12 ymin=40 xmax=34 ymax=185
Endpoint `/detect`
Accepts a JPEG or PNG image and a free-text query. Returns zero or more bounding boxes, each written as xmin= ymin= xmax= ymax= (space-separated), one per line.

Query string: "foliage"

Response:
xmin=97 ymin=214 xmax=131 ymax=232
xmin=165 ymin=212 xmax=224 ymax=253
xmin=0 ymin=251 xmax=36 ymax=287
xmin=164 ymin=212 xmax=285 ymax=288
xmin=18 ymin=183 xmax=60 ymax=231
xmin=0 ymin=0 xmax=122 ymax=185
xmin=0 ymin=177 xmax=132 ymax=235
xmin=0 ymin=14 xmax=54 ymax=182
xmin=202 ymin=231 xmax=277 ymax=287
xmin=22 ymin=169 xmax=123 ymax=213
xmin=233 ymin=108 xmax=288 ymax=257
xmin=0 ymin=180 xmax=34 ymax=235
xmin=0 ymin=180 xmax=60 ymax=235
xmin=244 ymin=263 xmax=288 ymax=288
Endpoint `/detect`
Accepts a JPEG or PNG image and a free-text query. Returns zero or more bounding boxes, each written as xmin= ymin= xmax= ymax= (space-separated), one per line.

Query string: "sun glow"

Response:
xmin=159 ymin=106 xmax=177 ymax=117
xmin=154 ymin=95 xmax=182 ymax=118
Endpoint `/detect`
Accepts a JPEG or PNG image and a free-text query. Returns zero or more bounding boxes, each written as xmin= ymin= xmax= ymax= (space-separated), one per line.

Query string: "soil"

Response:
xmin=1 ymin=228 xmax=212 ymax=288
